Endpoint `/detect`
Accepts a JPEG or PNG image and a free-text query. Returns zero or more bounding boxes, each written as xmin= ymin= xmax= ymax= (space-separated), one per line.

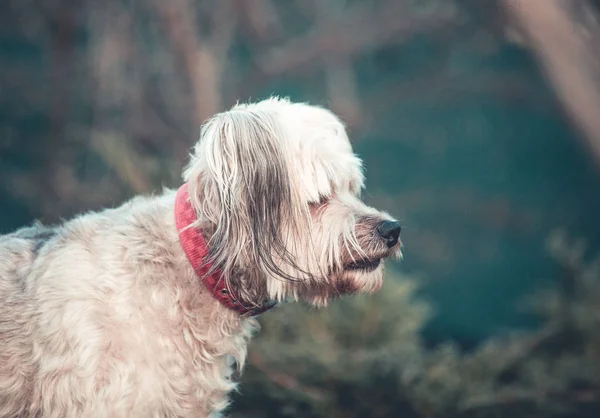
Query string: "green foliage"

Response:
xmin=232 ymin=233 xmax=600 ymax=417
xmin=232 ymin=268 xmax=429 ymax=417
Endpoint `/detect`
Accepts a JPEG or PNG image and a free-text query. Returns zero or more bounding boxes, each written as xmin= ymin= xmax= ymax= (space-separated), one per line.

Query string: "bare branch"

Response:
xmin=154 ymin=0 xmax=237 ymax=125
xmin=503 ymin=0 xmax=600 ymax=168
xmin=257 ymin=1 xmax=457 ymax=77
xmin=313 ymin=0 xmax=362 ymax=127
xmin=248 ymin=352 xmax=326 ymax=402
xmin=234 ymin=0 xmax=284 ymax=45
xmin=89 ymin=131 xmax=154 ymax=194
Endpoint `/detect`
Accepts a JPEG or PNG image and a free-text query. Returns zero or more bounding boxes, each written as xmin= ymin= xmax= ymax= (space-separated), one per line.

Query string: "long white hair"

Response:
xmin=183 ymin=97 xmax=389 ymax=304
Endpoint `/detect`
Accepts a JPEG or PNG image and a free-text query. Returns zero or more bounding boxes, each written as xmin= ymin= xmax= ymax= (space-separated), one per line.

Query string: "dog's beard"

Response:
xmin=297 ymin=265 xmax=386 ymax=308
xmin=258 ymin=213 xmax=402 ymax=307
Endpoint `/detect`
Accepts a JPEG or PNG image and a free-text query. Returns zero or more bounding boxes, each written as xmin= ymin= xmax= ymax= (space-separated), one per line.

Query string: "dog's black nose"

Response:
xmin=377 ymin=220 xmax=401 ymax=248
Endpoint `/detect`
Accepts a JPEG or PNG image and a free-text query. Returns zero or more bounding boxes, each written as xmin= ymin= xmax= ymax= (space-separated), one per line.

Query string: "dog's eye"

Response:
xmin=317 ymin=195 xmax=329 ymax=205
xmin=309 ymin=195 xmax=329 ymax=212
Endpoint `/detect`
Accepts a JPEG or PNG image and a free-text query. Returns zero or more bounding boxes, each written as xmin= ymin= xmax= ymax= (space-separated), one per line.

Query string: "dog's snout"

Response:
xmin=377 ymin=220 xmax=401 ymax=248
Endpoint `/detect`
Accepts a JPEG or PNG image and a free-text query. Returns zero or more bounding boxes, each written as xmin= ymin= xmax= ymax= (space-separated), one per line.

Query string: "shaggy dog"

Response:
xmin=0 ymin=97 xmax=402 ymax=418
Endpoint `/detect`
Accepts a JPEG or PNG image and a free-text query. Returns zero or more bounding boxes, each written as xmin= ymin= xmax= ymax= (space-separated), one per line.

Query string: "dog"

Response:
xmin=0 ymin=97 xmax=402 ymax=418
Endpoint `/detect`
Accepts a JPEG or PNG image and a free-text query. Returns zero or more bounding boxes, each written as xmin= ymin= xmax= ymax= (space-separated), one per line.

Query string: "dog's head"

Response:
xmin=183 ymin=97 xmax=401 ymax=307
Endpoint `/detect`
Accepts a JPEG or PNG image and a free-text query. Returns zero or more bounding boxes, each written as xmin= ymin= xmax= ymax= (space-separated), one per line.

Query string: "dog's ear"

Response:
xmin=183 ymin=109 xmax=310 ymax=286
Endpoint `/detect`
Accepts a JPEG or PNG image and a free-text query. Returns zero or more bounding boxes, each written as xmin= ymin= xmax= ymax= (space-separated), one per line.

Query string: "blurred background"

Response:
xmin=2 ymin=0 xmax=600 ymax=416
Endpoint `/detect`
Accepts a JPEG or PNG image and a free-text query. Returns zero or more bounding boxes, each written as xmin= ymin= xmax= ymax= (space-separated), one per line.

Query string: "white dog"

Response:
xmin=0 ymin=97 xmax=401 ymax=418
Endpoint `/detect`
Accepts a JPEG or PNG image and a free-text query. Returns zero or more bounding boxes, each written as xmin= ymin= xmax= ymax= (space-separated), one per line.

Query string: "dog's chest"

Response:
xmin=106 ymin=298 xmax=255 ymax=416
xmin=30 ymin=278 xmax=256 ymax=418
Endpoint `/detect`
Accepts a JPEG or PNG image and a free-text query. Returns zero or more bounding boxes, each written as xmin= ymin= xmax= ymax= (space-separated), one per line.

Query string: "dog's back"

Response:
xmin=0 ymin=224 xmax=57 ymax=283
xmin=0 ymin=224 xmax=56 ymax=416
xmin=0 ymin=197 xmax=247 ymax=418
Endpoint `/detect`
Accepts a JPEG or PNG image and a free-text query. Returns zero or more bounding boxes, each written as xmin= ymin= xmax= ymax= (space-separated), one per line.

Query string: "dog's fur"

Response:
xmin=0 ymin=97 xmax=401 ymax=418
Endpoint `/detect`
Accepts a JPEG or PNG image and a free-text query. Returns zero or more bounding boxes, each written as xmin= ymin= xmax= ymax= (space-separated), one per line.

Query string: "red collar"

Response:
xmin=175 ymin=184 xmax=276 ymax=316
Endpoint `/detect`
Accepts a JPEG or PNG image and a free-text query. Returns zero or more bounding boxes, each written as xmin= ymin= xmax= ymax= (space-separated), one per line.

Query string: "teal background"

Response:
xmin=1 ymin=0 xmax=600 ymax=349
